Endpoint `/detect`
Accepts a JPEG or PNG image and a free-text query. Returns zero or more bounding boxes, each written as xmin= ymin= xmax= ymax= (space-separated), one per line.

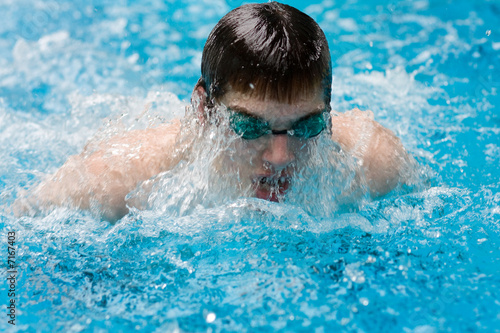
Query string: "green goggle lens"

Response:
xmin=230 ymin=112 xmax=270 ymax=140
xmin=291 ymin=113 xmax=326 ymax=138
xmin=229 ymin=111 xmax=327 ymax=140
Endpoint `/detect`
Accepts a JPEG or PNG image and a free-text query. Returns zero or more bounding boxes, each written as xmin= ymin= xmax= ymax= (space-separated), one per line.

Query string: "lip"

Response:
xmin=252 ymin=172 xmax=292 ymax=202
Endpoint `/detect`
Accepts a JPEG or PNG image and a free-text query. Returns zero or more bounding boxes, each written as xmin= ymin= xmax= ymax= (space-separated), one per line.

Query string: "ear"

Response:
xmin=191 ymin=78 xmax=207 ymax=122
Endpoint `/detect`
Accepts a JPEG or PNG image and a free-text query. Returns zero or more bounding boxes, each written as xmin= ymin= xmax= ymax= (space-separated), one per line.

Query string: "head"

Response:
xmin=192 ymin=2 xmax=332 ymax=202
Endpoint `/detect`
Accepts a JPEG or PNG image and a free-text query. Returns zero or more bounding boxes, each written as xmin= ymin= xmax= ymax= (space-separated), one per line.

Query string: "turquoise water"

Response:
xmin=1 ymin=0 xmax=500 ymax=332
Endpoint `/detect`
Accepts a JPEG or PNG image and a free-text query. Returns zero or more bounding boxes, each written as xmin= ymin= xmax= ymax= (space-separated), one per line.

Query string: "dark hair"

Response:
xmin=200 ymin=2 xmax=332 ymax=105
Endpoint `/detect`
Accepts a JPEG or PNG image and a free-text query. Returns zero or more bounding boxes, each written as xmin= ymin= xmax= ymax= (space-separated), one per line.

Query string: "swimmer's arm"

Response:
xmin=15 ymin=120 xmax=182 ymax=221
xmin=330 ymin=109 xmax=412 ymax=197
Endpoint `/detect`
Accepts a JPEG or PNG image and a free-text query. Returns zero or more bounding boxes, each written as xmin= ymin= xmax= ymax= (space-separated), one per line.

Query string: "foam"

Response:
xmin=1 ymin=0 xmax=499 ymax=331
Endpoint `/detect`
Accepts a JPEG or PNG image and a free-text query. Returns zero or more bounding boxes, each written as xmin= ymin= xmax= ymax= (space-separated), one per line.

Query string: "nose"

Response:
xmin=262 ymin=134 xmax=295 ymax=170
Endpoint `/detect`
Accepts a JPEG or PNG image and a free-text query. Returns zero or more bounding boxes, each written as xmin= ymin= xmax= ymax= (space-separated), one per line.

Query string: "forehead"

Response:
xmin=219 ymin=89 xmax=326 ymax=126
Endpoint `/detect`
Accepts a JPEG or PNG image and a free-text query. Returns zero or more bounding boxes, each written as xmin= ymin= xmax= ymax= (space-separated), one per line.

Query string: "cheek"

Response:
xmin=213 ymin=138 xmax=264 ymax=172
xmin=289 ymin=137 xmax=307 ymax=150
xmin=229 ymin=139 xmax=267 ymax=168
xmin=290 ymin=137 xmax=312 ymax=157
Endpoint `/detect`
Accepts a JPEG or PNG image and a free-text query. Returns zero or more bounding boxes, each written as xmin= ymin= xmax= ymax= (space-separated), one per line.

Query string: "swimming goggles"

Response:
xmin=229 ymin=110 xmax=328 ymax=140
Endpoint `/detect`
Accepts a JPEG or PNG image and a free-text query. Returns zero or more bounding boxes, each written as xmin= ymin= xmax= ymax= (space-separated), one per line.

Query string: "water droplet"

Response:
xmin=206 ymin=312 xmax=216 ymax=323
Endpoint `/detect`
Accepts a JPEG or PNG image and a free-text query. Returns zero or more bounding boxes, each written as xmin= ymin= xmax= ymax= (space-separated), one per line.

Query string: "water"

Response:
xmin=1 ymin=0 xmax=499 ymax=332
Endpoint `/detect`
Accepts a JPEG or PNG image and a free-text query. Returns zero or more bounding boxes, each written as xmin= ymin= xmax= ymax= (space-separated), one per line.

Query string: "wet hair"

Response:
xmin=200 ymin=2 xmax=332 ymax=105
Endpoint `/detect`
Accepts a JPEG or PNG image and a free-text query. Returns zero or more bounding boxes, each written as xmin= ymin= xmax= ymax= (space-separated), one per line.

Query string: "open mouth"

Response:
xmin=252 ymin=175 xmax=291 ymax=202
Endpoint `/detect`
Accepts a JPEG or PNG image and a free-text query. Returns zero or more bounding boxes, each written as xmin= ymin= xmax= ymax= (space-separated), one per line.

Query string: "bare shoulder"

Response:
xmin=87 ymin=118 xmax=182 ymax=154
xmin=330 ymin=108 xmax=377 ymax=153
xmin=15 ymin=118 xmax=183 ymax=221
xmin=330 ymin=108 xmax=411 ymax=196
xmin=80 ymin=119 xmax=184 ymax=183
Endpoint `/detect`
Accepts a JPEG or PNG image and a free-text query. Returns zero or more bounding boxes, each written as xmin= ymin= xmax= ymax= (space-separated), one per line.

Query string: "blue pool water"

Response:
xmin=1 ymin=0 xmax=500 ymax=332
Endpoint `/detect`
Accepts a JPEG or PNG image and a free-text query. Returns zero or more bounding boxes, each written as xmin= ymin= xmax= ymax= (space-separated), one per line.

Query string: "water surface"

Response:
xmin=1 ymin=0 xmax=499 ymax=332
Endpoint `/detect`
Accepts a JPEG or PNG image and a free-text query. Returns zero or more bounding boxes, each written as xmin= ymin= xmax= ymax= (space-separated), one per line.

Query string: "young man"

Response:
xmin=16 ymin=2 xmax=411 ymax=221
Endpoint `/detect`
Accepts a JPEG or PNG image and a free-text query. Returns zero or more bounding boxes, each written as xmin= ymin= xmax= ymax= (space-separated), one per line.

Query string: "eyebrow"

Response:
xmin=226 ymin=106 xmax=264 ymax=119
xmin=227 ymin=105 xmax=326 ymax=122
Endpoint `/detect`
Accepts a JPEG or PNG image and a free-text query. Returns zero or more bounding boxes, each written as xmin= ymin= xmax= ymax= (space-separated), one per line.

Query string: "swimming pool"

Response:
xmin=1 ymin=0 xmax=499 ymax=331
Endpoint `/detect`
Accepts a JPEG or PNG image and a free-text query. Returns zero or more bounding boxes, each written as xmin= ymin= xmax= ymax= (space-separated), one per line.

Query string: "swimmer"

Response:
xmin=15 ymin=2 xmax=413 ymax=221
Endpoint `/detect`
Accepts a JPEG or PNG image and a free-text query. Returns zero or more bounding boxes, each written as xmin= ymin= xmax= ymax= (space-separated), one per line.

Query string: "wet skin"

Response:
xmin=15 ymin=85 xmax=410 ymax=221
xmin=216 ymin=89 xmax=327 ymax=201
